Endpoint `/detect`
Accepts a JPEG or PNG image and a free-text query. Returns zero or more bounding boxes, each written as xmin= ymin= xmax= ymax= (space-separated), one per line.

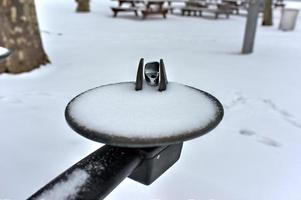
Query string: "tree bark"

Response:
xmin=75 ymin=0 xmax=90 ymax=12
xmin=0 ymin=0 xmax=50 ymax=74
xmin=262 ymin=0 xmax=273 ymax=26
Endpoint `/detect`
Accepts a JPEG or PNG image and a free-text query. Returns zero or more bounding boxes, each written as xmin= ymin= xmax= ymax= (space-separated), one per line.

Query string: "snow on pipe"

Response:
xmin=27 ymin=145 xmax=142 ymax=200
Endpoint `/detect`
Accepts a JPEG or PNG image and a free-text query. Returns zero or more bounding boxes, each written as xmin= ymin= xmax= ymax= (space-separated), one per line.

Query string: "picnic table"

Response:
xmin=111 ymin=0 xmax=238 ymax=19
xmin=181 ymin=0 xmax=233 ymax=19
xmin=181 ymin=6 xmax=231 ymax=19
xmin=222 ymin=0 xmax=245 ymax=14
xmin=111 ymin=0 xmax=167 ymax=18
xmin=111 ymin=0 xmax=187 ymax=18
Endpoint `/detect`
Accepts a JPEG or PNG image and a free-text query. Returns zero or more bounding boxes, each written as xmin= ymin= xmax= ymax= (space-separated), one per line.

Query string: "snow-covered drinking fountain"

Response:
xmin=28 ymin=59 xmax=224 ymax=200
xmin=0 ymin=47 xmax=11 ymax=62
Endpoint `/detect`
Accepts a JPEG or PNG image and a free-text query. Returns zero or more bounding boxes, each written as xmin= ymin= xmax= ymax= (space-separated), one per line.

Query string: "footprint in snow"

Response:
xmin=257 ymin=137 xmax=282 ymax=148
xmin=239 ymin=129 xmax=256 ymax=136
xmin=239 ymin=129 xmax=282 ymax=148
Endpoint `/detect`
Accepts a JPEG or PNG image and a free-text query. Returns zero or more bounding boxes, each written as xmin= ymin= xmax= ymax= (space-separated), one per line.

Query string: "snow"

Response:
xmin=35 ymin=169 xmax=89 ymax=200
xmin=0 ymin=0 xmax=301 ymax=200
xmin=0 ymin=47 xmax=9 ymax=56
xmin=68 ymin=82 xmax=218 ymax=138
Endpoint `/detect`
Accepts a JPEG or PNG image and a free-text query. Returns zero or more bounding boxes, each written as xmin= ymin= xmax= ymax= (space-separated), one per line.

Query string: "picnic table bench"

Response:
xmin=222 ymin=0 xmax=244 ymax=14
xmin=111 ymin=0 xmax=168 ymax=19
xmin=181 ymin=5 xmax=231 ymax=19
xmin=165 ymin=1 xmax=186 ymax=14
xmin=141 ymin=1 xmax=168 ymax=18
xmin=274 ymin=0 xmax=285 ymax=7
xmin=181 ymin=6 xmax=203 ymax=16
xmin=111 ymin=6 xmax=139 ymax=17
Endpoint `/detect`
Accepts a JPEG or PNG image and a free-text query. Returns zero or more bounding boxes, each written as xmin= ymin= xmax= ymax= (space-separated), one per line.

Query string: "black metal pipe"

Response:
xmin=28 ymin=145 xmax=142 ymax=200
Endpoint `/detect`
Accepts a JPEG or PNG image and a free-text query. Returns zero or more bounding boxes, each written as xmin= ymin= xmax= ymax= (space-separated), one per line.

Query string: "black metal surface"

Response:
xmin=28 ymin=144 xmax=184 ymax=199
xmin=28 ymin=145 xmax=142 ymax=200
xmin=129 ymin=143 xmax=183 ymax=185
xmin=65 ymin=82 xmax=224 ymax=148
xmin=144 ymin=61 xmax=160 ymax=86
xmin=0 ymin=47 xmax=11 ymax=62
xmin=158 ymin=59 xmax=168 ymax=91
xmin=135 ymin=58 xmax=144 ymax=91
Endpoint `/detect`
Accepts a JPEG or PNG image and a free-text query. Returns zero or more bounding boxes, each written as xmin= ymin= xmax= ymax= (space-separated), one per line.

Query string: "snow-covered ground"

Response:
xmin=0 ymin=0 xmax=301 ymax=199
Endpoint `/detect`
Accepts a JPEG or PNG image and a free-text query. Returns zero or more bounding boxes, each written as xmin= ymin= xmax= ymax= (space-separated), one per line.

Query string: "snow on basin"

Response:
xmin=0 ymin=47 xmax=9 ymax=56
xmin=67 ymin=82 xmax=219 ymax=139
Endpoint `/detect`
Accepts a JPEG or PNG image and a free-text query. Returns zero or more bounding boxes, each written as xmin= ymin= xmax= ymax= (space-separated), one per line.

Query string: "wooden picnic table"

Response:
xmin=112 ymin=0 xmax=187 ymax=3
xmin=111 ymin=0 xmax=181 ymax=18
xmin=111 ymin=0 xmax=237 ymax=18
xmin=111 ymin=0 xmax=188 ymax=18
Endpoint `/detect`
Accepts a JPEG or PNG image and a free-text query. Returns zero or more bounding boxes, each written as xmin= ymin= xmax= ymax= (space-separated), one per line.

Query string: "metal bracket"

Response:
xmin=130 ymin=143 xmax=183 ymax=185
xmin=135 ymin=58 xmax=144 ymax=90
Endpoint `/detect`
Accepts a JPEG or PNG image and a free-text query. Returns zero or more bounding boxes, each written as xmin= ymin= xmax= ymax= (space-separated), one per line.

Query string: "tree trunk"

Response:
xmin=262 ymin=0 xmax=273 ymax=26
xmin=0 ymin=0 xmax=50 ymax=74
xmin=75 ymin=0 xmax=90 ymax=12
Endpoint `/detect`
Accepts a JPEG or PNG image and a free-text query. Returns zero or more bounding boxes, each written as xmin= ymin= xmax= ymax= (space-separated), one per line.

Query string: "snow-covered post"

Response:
xmin=242 ymin=0 xmax=262 ymax=54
